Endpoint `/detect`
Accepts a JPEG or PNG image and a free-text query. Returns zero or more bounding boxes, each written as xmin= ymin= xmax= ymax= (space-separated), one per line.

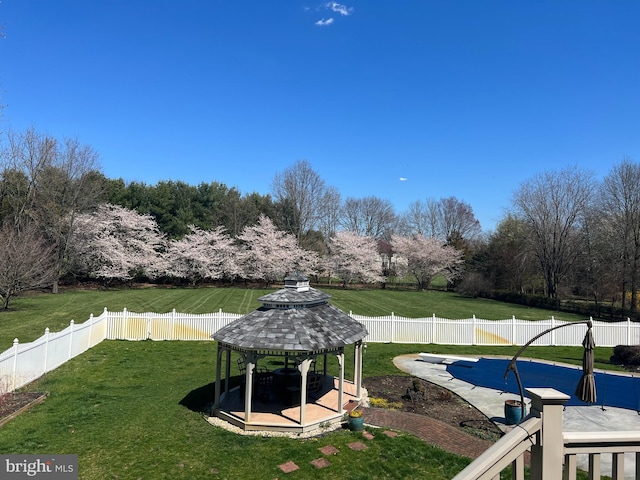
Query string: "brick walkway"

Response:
xmin=362 ymin=407 xmax=494 ymax=459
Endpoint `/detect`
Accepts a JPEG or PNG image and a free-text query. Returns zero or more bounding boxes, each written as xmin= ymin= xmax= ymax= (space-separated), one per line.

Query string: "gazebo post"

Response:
xmin=298 ymin=358 xmax=312 ymax=425
xmin=244 ymin=354 xmax=255 ymax=423
xmin=354 ymin=340 xmax=363 ymax=399
xmin=224 ymin=348 xmax=231 ymax=398
xmin=214 ymin=344 xmax=223 ymax=408
xmin=337 ymin=350 xmax=345 ymax=413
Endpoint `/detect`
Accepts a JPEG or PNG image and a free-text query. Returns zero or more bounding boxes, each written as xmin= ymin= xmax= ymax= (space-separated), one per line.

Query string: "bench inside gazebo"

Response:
xmin=211 ymin=274 xmax=367 ymax=433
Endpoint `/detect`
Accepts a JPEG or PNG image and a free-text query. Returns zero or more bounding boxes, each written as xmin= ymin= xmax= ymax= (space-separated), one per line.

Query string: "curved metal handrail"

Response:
xmin=503 ymin=319 xmax=593 ymax=420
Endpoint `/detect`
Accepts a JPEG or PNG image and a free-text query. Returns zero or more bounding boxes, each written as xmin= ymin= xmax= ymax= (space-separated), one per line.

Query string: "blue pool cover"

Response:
xmin=446 ymin=358 xmax=640 ymax=411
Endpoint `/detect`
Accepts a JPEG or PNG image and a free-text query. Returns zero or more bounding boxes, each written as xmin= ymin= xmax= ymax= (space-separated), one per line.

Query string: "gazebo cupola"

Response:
xmin=211 ymin=273 xmax=368 ymax=433
xmin=284 ymin=273 xmax=310 ymax=292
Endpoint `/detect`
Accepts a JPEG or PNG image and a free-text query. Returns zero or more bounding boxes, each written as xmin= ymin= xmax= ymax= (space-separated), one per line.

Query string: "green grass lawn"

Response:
xmin=0 ymin=286 xmax=618 ymax=479
xmin=0 ymin=339 xmax=610 ymax=480
xmin=1 ymin=341 xmax=473 ymax=480
xmin=1 ymin=285 xmax=592 ymax=347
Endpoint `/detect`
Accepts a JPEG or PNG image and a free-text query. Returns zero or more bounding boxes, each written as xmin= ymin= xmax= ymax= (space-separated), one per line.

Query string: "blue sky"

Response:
xmin=1 ymin=1 xmax=639 ymax=232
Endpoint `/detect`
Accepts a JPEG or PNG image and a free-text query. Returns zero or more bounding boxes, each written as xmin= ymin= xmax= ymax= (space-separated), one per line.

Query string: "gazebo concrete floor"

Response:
xmin=214 ymin=377 xmax=361 ymax=433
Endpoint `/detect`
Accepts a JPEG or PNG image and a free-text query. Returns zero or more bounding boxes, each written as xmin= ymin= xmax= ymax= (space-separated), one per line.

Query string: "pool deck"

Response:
xmin=394 ymin=354 xmax=640 ymax=479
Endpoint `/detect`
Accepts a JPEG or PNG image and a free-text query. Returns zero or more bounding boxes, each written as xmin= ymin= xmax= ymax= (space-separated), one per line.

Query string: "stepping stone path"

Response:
xmin=310 ymin=457 xmax=331 ymax=469
xmin=347 ymin=441 xmax=368 ymax=451
xmin=278 ymin=461 xmax=299 ymax=473
xmin=319 ymin=445 xmax=339 ymax=456
xmin=279 ymin=429 xmax=400 ymax=473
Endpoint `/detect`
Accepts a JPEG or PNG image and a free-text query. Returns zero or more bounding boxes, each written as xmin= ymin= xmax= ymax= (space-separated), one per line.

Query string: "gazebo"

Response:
xmin=211 ymin=273 xmax=368 ymax=433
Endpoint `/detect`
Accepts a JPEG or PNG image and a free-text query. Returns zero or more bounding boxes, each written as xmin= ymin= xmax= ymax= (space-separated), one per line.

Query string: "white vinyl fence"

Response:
xmin=2 ymin=308 xmax=640 ymax=393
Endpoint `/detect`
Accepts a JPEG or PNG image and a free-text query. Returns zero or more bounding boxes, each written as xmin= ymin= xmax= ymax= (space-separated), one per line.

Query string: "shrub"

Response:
xmin=368 ymin=397 xmax=403 ymax=410
xmin=610 ymin=345 xmax=640 ymax=366
xmin=437 ymin=389 xmax=453 ymax=402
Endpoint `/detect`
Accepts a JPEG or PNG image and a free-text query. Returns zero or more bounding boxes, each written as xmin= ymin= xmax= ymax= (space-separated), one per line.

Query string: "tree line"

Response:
xmin=0 ymin=127 xmax=638 ymax=320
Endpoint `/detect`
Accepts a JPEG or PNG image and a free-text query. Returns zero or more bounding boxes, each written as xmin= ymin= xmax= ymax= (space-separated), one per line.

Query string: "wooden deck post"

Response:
xmin=526 ymin=388 xmax=570 ymax=480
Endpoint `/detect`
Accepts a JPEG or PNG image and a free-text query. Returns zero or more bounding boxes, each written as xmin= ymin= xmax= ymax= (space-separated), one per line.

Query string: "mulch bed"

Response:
xmin=365 ymin=375 xmax=503 ymax=442
xmin=0 ymin=392 xmax=48 ymax=428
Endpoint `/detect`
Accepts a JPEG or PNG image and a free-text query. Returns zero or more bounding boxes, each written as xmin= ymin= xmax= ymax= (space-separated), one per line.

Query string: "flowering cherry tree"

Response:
xmin=327 ymin=231 xmax=384 ymax=287
xmin=237 ymin=215 xmax=318 ymax=286
xmin=391 ymin=234 xmax=464 ymax=290
xmin=73 ymin=204 xmax=167 ymax=282
xmin=167 ymin=225 xmax=240 ymax=285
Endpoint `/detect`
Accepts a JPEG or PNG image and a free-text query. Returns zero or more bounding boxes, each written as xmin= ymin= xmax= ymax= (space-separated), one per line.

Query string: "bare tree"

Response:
xmin=400 ymin=199 xmax=439 ymax=237
xmin=512 ymin=166 xmax=595 ymax=299
xmin=0 ymin=223 xmax=56 ymax=309
xmin=340 ymin=196 xmax=397 ymax=239
xmin=316 ymin=186 xmax=342 ymax=240
xmin=0 ymin=129 xmax=104 ymax=292
xmin=439 ymin=196 xmax=482 ymax=242
xmin=33 ymin=138 xmax=104 ymax=292
xmin=400 ymin=196 xmax=480 ymax=242
xmin=271 ymin=160 xmax=327 ymax=242
xmin=0 ymin=128 xmax=56 ymax=226
xmin=574 ymin=204 xmax=617 ymax=307
xmin=485 ymin=214 xmax=539 ymax=293
xmin=599 ymin=158 xmax=640 ymax=311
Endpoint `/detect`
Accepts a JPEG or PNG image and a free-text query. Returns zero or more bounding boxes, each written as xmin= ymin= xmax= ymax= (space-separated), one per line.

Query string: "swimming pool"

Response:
xmin=445 ymin=358 xmax=640 ymax=411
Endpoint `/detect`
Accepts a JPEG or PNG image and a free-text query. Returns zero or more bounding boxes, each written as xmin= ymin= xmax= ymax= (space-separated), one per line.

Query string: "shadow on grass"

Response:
xmin=180 ymin=378 xmax=243 ymax=413
xmin=179 ymin=382 xmax=217 ymax=413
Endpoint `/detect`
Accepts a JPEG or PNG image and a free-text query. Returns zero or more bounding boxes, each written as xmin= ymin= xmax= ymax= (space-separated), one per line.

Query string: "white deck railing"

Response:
xmin=451 ymin=416 xmax=541 ymax=480
xmin=453 ymin=388 xmax=640 ymax=480
xmin=563 ymin=431 xmax=640 ymax=480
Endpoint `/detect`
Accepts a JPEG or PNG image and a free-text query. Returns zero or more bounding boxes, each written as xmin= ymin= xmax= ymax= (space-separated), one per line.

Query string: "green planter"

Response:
xmin=348 ymin=413 xmax=364 ymax=431
xmin=504 ymin=400 xmax=525 ymax=425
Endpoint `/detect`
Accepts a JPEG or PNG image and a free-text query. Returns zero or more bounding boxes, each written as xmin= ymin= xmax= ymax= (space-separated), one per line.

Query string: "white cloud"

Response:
xmin=325 ymin=2 xmax=353 ymax=16
xmin=315 ymin=17 xmax=334 ymax=26
xmin=399 ymin=177 xmax=408 ymax=182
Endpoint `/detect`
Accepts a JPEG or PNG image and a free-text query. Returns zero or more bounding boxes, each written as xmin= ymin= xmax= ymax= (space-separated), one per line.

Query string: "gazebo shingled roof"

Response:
xmin=213 ymin=303 xmax=367 ymax=351
xmin=213 ymin=276 xmax=367 ymax=352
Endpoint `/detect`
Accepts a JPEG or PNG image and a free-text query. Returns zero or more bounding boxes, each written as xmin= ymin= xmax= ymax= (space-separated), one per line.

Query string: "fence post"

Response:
xmin=123 ymin=308 xmax=128 ymax=340
xmin=628 ymin=317 xmax=632 ymax=346
xmin=472 ymin=315 xmax=477 ymax=345
xmin=88 ymin=314 xmax=94 ymax=349
xmin=68 ymin=320 xmax=75 ymax=360
xmin=102 ymin=307 xmax=109 ymax=339
xmin=432 ymin=314 xmax=436 ymax=344
xmin=171 ymin=309 xmax=176 ymax=340
xmin=43 ymin=328 xmax=50 ymax=374
xmin=12 ymin=338 xmax=19 ymax=392
xmin=550 ymin=316 xmax=556 ymax=346
xmin=512 ymin=316 xmax=516 ymax=345
xmin=391 ymin=312 xmax=395 ymax=343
